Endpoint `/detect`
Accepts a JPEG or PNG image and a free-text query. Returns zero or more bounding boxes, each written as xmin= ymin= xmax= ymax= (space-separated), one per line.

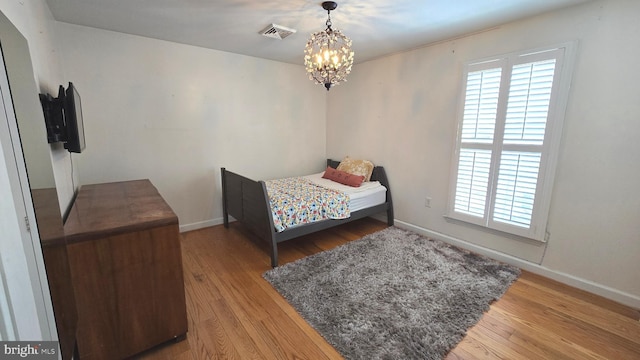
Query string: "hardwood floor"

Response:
xmin=139 ymin=218 xmax=640 ymax=359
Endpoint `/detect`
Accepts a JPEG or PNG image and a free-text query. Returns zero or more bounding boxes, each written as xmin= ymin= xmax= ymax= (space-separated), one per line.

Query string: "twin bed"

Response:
xmin=221 ymin=159 xmax=394 ymax=267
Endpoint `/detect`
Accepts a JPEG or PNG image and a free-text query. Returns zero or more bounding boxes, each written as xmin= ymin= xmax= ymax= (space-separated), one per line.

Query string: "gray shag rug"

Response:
xmin=263 ymin=227 xmax=520 ymax=360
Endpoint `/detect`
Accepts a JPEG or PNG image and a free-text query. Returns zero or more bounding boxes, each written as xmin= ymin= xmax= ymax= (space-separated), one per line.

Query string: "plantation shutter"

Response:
xmin=454 ymin=64 xmax=502 ymax=219
xmin=449 ymin=46 xmax=570 ymax=240
xmin=491 ymin=58 xmax=556 ymax=228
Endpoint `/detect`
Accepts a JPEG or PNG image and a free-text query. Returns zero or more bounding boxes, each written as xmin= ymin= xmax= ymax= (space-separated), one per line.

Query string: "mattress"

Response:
xmin=303 ymin=172 xmax=388 ymax=212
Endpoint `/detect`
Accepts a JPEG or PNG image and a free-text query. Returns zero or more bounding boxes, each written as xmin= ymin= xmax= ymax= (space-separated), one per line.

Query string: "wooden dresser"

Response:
xmin=64 ymin=179 xmax=187 ymax=360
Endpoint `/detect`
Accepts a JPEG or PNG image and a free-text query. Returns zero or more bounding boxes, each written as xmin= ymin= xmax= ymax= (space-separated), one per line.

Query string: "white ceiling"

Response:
xmin=46 ymin=0 xmax=592 ymax=65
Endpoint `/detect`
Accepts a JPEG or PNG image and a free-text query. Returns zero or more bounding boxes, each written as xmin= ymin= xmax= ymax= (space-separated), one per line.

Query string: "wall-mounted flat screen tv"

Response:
xmin=39 ymin=82 xmax=85 ymax=153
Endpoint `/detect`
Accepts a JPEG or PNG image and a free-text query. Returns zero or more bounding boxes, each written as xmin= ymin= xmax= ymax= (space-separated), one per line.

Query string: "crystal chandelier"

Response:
xmin=304 ymin=1 xmax=354 ymax=91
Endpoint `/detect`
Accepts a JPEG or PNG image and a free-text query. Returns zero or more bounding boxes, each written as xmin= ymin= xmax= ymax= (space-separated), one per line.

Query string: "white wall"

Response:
xmin=54 ymin=23 xmax=327 ymax=231
xmin=327 ymin=0 xmax=640 ymax=306
xmin=0 ymin=0 xmax=75 ymax=214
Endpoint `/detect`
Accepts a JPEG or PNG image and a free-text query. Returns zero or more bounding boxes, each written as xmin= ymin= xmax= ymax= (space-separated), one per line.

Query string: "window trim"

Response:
xmin=447 ymin=42 xmax=577 ymax=242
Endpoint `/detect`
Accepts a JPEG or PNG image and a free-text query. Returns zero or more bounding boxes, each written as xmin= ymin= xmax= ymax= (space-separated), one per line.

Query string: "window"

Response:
xmin=448 ymin=44 xmax=574 ymax=241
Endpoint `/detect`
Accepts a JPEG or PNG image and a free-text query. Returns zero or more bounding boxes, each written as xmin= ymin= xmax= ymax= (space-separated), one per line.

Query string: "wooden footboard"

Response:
xmin=221 ymin=159 xmax=394 ymax=267
xmin=221 ymin=168 xmax=278 ymax=263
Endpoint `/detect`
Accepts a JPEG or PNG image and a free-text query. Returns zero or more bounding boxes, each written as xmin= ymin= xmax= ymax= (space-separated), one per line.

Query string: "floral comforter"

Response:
xmin=265 ymin=177 xmax=350 ymax=232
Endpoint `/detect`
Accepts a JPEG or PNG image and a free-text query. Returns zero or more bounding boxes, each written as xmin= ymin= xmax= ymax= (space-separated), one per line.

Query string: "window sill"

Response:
xmin=443 ymin=214 xmax=548 ymax=245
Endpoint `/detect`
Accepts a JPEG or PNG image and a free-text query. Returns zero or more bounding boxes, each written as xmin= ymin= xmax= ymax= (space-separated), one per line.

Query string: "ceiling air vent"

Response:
xmin=260 ymin=24 xmax=297 ymax=40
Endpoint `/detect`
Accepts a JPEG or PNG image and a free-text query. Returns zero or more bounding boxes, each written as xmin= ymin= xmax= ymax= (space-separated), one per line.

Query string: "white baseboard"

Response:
xmin=395 ymin=220 xmax=640 ymax=310
xmin=179 ymin=217 xmax=225 ymax=233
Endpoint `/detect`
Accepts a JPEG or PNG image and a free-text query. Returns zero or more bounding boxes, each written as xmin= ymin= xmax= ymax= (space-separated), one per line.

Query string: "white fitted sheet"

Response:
xmin=303 ymin=172 xmax=387 ymax=212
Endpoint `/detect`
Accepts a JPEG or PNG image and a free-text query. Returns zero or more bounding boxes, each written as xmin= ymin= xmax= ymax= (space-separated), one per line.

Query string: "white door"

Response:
xmin=0 ymin=42 xmax=56 ymax=342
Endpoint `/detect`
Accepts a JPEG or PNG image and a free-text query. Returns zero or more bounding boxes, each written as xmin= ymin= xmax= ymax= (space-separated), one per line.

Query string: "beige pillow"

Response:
xmin=336 ymin=156 xmax=374 ymax=182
